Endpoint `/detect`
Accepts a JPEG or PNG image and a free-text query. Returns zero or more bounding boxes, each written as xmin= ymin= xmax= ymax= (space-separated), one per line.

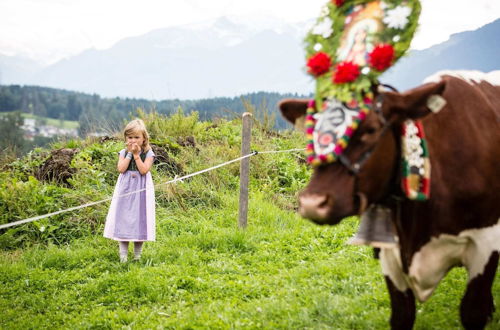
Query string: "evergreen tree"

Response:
xmin=0 ymin=112 xmax=25 ymax=151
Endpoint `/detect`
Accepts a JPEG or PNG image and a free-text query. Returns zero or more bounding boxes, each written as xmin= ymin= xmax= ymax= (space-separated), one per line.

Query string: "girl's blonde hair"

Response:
xmin=123 ymin=119 xmax=151 ymax=152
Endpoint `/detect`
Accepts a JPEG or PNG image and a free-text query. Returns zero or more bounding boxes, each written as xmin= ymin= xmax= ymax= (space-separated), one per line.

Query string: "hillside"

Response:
xmin=0 ymin=111 xmax=499 ymax=328
xmin=0 ymin=85 xmax=305 ymax=137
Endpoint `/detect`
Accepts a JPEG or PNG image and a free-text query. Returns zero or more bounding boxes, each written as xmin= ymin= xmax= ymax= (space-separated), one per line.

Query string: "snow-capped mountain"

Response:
xmin=0 ymin=54 xmax=42 ymax=85
xmin=1 ymin=16 xmax=313 ymax=100
xmin=1 ymin=16 xmax=499 ymax=100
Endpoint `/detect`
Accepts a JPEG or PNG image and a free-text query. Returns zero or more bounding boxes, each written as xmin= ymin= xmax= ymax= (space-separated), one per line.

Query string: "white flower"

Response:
xmin=392 ymin=35 xmax=401 ymax=42
xmin=320 ymin=4 xmax=330 ymax=17
xmin=361 ymin=67 xmax=371 ymax=75
xmin=40 ymin=226 xmax=46 ymax=232
xmin=383 ymin=5 xmax=412 ymax=29
xmin=313 ymin=43 xmax=323 ymax=51
xmin=312 ymin=17 xmax=334 ymax=38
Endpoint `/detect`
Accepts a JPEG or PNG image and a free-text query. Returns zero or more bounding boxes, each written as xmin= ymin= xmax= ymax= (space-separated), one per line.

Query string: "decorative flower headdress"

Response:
xmin=303 ymin=0 xmax=421 ymax=166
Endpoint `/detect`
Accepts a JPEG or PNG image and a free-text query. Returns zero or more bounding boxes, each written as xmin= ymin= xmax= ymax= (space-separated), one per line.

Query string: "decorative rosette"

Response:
xmin=305 ymin=94 xmax=373 ymax=166
xmin=305 ymin=0 xmax=421 ymax=106
xmin=401 ymin=120 xmax=430 ymax=200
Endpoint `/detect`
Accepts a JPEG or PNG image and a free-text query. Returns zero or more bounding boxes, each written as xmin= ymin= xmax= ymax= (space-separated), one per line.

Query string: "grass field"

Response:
xmin=21 ymin=113 xmax=79 ymax=129
xmin=0 ymin=111 xmax=79 ymax=130
xmin=1 ymin=193 xmax=499 ymax=329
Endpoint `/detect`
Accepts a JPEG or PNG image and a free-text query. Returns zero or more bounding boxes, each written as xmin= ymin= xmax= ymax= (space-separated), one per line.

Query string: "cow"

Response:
xmin=279 ymin=70 xmax=500 ymax=330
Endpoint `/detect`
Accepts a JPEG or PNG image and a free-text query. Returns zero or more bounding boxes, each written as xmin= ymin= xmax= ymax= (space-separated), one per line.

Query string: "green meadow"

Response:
xmin=21 ymin=113 xmax=80 ymax=130
xmin=1 ymin=109 xmax=498 ymax=329
xmin=0 ymin=112 xmax=80 ymax=130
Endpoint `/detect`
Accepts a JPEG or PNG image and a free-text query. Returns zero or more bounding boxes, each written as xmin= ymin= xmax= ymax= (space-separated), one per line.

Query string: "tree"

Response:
xmin=0 ymin=87 xmax=19 ymax=112
xmin=0 ymin=112 xmax=25 ymax=152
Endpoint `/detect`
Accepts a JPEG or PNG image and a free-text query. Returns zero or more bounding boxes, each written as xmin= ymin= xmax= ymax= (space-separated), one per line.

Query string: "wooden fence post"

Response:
xmin=238 ymin=112 xmax=252 ymax=228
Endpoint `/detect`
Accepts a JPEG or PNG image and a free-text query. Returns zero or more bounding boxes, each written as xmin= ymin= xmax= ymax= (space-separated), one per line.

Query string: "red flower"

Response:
xmin=368 ymin=44 xmax=395 ymax=71
xmin=332 ymin=0 xmax=345 ymax=7
xmin=306 ymin=52 xmax=332 ymax=76
xmin=333 ymin=61 xmax=360 ymax=83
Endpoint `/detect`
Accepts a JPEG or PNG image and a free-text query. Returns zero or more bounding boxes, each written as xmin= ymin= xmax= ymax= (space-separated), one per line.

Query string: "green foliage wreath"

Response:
xmin=304 ymin=0 xmax=421 ymax=106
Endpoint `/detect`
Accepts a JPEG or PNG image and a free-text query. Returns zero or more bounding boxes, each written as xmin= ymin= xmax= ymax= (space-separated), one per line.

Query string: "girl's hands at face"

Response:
xmin=131 ymin=143 xmax=141 ymax=155
xmin=126 ymin=142 xmax=134 ymax=153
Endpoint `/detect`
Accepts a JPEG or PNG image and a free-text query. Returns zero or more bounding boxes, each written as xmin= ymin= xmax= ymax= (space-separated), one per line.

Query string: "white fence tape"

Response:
xmin=0 ymin=148 xmax=304 ymax=230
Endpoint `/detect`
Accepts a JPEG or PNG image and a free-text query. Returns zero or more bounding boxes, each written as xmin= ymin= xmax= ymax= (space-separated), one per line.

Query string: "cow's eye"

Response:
xmin=359 ymin=126 xmax=378 ymax=144
xmin=365 ymin=127 xmax=377 ymax=135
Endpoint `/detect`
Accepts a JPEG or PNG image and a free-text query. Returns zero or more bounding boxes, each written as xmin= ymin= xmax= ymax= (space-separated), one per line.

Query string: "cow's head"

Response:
xmin=280 ymin=81 xmax=446 ymax=225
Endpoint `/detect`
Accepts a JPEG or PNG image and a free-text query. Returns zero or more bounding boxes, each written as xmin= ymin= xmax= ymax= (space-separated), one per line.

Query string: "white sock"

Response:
xmin=119 ymin=241 xmax=129 ymax=262
xmin=134 ymin=242 xmax=144 ymax=260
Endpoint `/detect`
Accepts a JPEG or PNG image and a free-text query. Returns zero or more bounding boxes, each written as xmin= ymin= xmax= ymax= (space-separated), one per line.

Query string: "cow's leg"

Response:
xmin=460 ymin=251 xmax=499 ymax=330
xmin=385 ymin=276 xmax=416 ymax=330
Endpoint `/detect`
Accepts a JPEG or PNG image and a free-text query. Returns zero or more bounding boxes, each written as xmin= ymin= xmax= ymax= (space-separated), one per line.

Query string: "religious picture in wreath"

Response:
xmin=337 ymin=1 xmax=384 ymax=66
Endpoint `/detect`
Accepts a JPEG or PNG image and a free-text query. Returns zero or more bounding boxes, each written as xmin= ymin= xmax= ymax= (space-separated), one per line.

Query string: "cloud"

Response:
xmin=0 ymin=0 xmax=499 ymax=63
xmin=413 ymin=0 xmax=500 ymax=49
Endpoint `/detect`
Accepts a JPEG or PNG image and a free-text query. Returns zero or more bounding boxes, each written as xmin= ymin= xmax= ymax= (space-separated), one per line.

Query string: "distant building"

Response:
xmin=21 ymin=118 xmax=78 ymax=140
xmin=87 ymin=131 xmax=109 ymax=138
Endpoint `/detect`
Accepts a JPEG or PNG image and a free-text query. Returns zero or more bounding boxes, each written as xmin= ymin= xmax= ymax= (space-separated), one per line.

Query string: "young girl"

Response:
xmin=104 ymin=119 xmax=156 ymax=262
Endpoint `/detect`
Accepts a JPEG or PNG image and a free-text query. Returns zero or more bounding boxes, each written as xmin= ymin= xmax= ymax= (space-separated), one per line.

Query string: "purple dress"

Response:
xmin=104 ymin=149 xmax=156 ymax=242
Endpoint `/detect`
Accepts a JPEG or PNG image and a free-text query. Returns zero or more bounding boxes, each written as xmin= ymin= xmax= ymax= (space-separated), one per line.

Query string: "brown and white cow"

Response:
xmin=279 ymin=71 xmax=500 ymax=330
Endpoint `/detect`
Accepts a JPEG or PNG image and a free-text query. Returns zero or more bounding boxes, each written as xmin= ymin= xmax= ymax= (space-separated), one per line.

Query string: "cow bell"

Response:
xmin=348 ymin=204 xmax=398 ymax=248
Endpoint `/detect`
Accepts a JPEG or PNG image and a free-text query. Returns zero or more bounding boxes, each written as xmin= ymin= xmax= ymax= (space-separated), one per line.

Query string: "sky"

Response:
xmin=1 ymin=0 xmax=499 ymax=65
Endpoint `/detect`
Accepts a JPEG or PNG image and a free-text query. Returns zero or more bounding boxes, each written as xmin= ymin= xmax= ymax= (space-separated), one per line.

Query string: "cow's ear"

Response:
xmin=278 ymin=99 xmax=309 ymax=125
xmin=383 ymin=81 xmax=447 ymax=120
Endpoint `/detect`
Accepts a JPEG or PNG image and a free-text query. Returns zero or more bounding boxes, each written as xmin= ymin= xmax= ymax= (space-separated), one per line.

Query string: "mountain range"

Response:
xmin=381 ymin=18 xmax=500 ymax=90
xmin=1 ymin=17 xmax=499 ymax=100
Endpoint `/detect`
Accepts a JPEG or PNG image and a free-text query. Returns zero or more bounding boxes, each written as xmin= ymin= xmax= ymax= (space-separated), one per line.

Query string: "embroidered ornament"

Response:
xmin=305 ymin=96 xmax=371 ymax=165
xmin=401 ymin=120 xmax=430 ymax=200
xmin=303 ymin=0 xmax=421 ymax=166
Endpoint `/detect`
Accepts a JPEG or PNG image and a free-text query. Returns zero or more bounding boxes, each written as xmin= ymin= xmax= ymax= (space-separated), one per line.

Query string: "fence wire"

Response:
xmin=0 ymin=148 xmax=304 ymax=230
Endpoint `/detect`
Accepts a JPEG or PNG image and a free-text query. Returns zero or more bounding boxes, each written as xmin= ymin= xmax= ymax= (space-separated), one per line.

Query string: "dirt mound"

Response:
xmin=98 ymin=136 xmax=119 ymax=144
xmin=177 ymin=136 xmax=196 ymax=148
xmin=205 ymin=124 xmax=218 ymax=130
xmin=35 ymin=148 xmax=79 ymax=185
xmin=151 ymin=145 xmax=184 ymax=177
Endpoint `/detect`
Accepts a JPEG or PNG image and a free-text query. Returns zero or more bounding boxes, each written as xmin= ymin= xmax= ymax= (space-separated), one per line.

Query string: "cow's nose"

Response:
xmin=299 ymin=193 xmax=331 ymax=221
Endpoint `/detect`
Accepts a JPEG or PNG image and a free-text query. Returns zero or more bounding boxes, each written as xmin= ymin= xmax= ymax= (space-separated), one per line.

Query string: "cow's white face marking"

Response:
xmin=380 ymin=219 xmax=500 ymax=302
xmin=423 ymin=70 xmax=500 ymax=87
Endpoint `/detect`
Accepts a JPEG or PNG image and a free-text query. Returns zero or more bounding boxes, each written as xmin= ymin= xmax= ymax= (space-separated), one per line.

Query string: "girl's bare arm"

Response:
xmin=117 ymin=143 xmax=134 ymax=173
xmin=117 ymin=154 xmax=132 ymax=173
xmin=133 ymin=155 xmax=154 ymax=175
